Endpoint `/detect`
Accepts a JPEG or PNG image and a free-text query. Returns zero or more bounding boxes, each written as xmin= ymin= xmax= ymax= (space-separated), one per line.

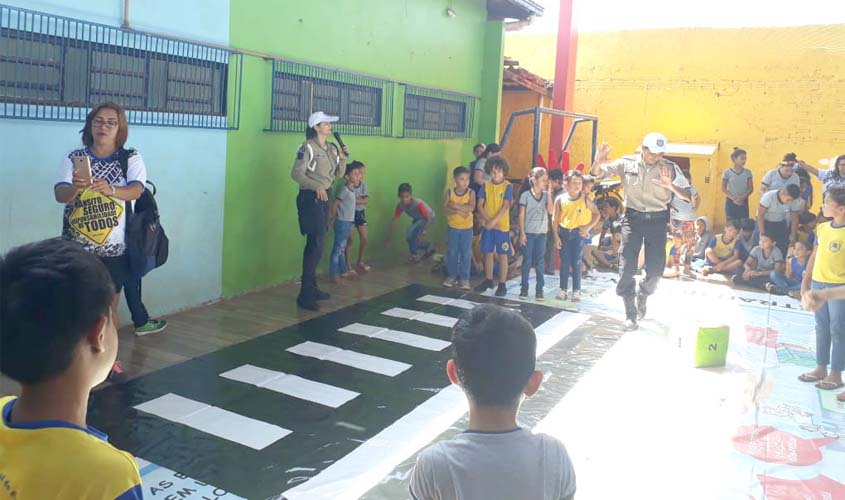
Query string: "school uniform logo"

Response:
xmin=830 ymin=241 xmax=842 ymax=253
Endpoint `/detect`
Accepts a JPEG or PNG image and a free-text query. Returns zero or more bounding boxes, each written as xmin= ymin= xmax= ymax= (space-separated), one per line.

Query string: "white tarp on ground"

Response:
xmin=534 ymin=278 xmax=845 ymax=500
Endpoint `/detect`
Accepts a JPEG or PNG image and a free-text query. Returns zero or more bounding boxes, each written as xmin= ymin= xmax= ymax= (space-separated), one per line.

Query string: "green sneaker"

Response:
xmin=135 ymin=319 xmax=168 ymax=337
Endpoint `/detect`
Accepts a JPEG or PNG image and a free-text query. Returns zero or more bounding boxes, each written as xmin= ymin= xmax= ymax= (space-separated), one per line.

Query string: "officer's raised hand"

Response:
xmin=595 ymin=142 xmax=613 ymax=164
xmin=652 ymin=166 xmax=674 ymax=188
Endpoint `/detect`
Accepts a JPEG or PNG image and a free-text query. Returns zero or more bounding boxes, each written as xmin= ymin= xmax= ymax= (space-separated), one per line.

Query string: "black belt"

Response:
xmin=625 ymin=209 xmax=669 ymax=220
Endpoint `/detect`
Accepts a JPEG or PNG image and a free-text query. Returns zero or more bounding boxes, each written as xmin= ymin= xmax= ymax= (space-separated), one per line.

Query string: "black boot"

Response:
xmin=623 ymin=296 xmax=638 ymax=331
xmin=297 ymin=295 xmax=320 ymax=311
xmin=636 ymin=293 xmax=648 ymax=320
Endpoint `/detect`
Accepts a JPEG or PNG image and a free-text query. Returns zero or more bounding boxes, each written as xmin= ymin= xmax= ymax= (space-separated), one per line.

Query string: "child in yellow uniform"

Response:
xmin=0 ymin=239 xmax=142 ymax=500
xmin=474 ymin=157 xmax=514 ymax=297
xmin=799 ymin=187 xmax=845 ymax=400
xmin=553 ymin=170 xmax=600 ymax=302
xmin=443 ymin=166 xmax=476 ymax=290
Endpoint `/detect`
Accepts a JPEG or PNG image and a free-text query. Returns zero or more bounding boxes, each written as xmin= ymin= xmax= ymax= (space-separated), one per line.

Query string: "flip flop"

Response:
xmin=798 ymin=373 xmax=823 ymax=383
xmin=815 ymin=380 xmax=845 ymax=391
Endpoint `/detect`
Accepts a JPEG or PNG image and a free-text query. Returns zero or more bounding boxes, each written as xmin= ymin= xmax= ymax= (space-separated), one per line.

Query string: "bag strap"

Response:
xmin=118 ymin=148 xmax=133 ymax=215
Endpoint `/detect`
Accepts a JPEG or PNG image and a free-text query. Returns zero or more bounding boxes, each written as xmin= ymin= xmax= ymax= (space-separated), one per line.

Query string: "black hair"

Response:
xmin=398 ymin=183 xmax=413 ymax=196
xmin=827 ymin=186 xmax=845 ymax=207
xmin=604 ymin=197 xmax=621 ymax=210
xmin=480 ymin=143 xmax=501 ymax=159
xmin=305 ymin=124 xmax=317 ymax=140
xmin=453 ymin=166 xmax=470 ymax=178
xmin=1 ymin=238 xmax=114 ymax=384
xmin=486 ymin=156 xmax=510 ymax=176
xmin=725 ymin=219 xmax=740 ymax=230
xmin=758 ymin=232 xmax=773 ymax=242
xmin=731 ymin=147 xmax=747 ymax=160
xmin=549 ymin=169 xmax=564 ymax=182
xmin=783 ymin=152 xmax=798 ymax=162
xmin=473 ymin=143 xmax=486 ymax=152
xmin=566 ymin=169 xmax=583 ymax=182
xmin=345 ymin=162 xmax=363 ymax=176
xmin=741 ymin=218 xmax=756 ymax=232
xmin=521 ymin=166 xmax=547 ymax=193
xmin=784 ymin=184 xmax=801 ymax=199
xmin=451 ymin=304 xmax=536 ymax=407
xmin=832 ymin=154 xmax=845 ymax=180
xmin=798 ymin=211 xmax=816 ymax=225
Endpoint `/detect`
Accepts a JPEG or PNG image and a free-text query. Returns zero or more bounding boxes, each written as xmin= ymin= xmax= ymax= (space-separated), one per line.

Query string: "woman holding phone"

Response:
xmin=54 ymin=102 xmax=165 ymax=375
xmin=291 ymin=111 xmax=349 ymax=311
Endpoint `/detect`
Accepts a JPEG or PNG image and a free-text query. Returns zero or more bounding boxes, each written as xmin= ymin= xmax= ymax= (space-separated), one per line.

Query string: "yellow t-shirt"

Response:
xmin=812 ymin=221 xmax=845 ymax=284
xmin=446 ymin=188 xmax=473 ymax=230
xmin=709 ymin=234 xmax=738 ymax=261
xmin=480 ymin=180 xmax=513 ymax=232
xmin=557 ymin=192 xmax=592 ymax=229
xmin=0 ymin=396 xmax=142 ymax=500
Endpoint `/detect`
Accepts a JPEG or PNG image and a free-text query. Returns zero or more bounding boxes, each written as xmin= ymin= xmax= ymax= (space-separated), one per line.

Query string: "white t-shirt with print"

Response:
xmin=57 ymin=148 xmax=147 ymax=257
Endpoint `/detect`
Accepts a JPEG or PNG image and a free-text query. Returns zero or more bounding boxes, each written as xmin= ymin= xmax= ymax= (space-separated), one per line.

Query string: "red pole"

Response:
xmin=549 ymin=0 xmax=578 ymax=172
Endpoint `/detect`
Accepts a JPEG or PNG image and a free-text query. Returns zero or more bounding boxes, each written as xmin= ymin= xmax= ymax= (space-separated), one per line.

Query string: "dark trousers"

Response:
xmin=123 ymin=275 xmax=149 ymax=327
xmin=558 ymin=227 xmax=585 ymax=292
xmin=297 ymin=190 xmax=329 ymax=300
xmin=725 ymin=198 xmax=749 ymax=221
xmin=618 ymin=209 xmax=669 ymax=299
xmin=764 ymin=220 xmax=789 ymax=258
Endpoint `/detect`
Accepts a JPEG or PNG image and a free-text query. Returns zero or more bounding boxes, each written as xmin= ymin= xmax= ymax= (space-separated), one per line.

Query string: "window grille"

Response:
xmin=268 ymin=59 xmax=393 ymax=136
xmin=0 ymin=3 xmax=242 ymax=129
xmin=403 ymin=85 xmax=477 ymax=139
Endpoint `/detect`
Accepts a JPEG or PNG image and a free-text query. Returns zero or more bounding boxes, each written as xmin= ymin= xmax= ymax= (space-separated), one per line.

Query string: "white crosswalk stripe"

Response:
xmin=416 ymin=294 xmax=478 ymax=310
xmin=134 ymin=393 xmax=291 ymax=450
xmin=338 ymin=323 xmax=450 ymax=351
xmin=220 ymin=364 xmax=360 ymax=408
xmin=382 ymin=307 xmax=458 ymax=328
xmin=287 ymin=341 xmax=412 ymax=376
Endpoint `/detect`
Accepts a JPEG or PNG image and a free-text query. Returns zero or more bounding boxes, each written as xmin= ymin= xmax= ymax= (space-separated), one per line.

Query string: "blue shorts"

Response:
xmin=481 ymin=229 xmax=511 ymax=255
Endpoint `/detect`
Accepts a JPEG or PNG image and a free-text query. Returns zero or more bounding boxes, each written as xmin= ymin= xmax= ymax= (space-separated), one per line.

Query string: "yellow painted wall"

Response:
xmin=500 ymin=90 xmax=552 ymax=178
xmin=505 ymin=25 xmax=845 ymax=229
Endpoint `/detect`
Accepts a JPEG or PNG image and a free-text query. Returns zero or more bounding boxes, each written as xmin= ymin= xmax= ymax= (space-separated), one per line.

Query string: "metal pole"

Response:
xmin=532 ymin=107 xmax=541 ymax=168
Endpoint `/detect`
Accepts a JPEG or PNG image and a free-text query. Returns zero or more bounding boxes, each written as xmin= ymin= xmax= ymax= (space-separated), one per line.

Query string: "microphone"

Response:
xmin=333 ymin=132 xmax=350 ymax=157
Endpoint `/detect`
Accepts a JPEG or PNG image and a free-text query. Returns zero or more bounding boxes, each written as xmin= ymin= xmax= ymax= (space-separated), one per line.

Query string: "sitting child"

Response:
xmin=386 ymin=183 xmax=435 ymax=262
xmin=410 ymin=304 xmax=576 ymax=500
xmin=691 ymin=216 xmax=713 ymax=264
xmin=0 ymin=239 xmax=143 ymax=499
xmin=768 ymin=239 xmax=810 ymax=297
xmin=700 ymin=220 xmax=743 ymax=276
xmin=731 ymin=233 xmax=784 ymax=290
xmin=735 ymin=218 xmax=756 ymax=263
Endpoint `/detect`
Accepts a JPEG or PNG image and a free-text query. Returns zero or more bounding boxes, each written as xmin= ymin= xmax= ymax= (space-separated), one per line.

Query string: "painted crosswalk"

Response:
xmin=134 ymin=393 xmax=292 ymax=450
xmin=220 ymin=364 xmax=360 ymax=408
xmin=416 ymin=294 xmax=478 ymax=310
xmin=382 ymin=307 xmax=459 ymax=327
xmin=338 ymin=323 xmax=450 ymax=351
xmin=287 ymin=341 xmax=412 ymax=376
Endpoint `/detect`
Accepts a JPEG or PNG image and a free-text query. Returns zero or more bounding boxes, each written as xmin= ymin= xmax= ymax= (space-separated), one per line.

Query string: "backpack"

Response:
xmin=120 ymin=148 xmax=169 ymax=277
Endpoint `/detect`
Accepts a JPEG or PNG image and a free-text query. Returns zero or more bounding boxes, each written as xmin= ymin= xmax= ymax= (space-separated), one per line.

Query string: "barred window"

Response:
xmin=268 ymin=60 xmax=393 ymax=136
xmin=0 ymin=4 xmax=241 ymax=129
xmin=403 ymin=86 xmax=476 ymax=139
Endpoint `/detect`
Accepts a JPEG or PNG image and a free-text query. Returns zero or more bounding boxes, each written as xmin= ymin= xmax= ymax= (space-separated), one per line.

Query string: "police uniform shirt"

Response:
xmin=596 ymin=155 xmax=690 ymax=213
xmin=290 ymin=139 xmax=346 ymax=191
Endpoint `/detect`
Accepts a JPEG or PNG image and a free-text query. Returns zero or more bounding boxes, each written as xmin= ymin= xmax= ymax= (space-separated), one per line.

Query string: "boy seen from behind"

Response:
xmin=0 ymin=238 xmax=142 ymax=500
xmin=410 ymin=304 xmax=576 ymax=500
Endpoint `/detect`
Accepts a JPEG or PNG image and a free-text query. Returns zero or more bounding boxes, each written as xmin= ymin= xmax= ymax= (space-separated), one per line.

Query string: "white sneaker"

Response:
xmin=459 ymin=280 xmax=471 ymax=290
xmin=442 ymin=278 xmax=457 ymax=288
xmin=555 ymin=291 xmax=568 ymax=301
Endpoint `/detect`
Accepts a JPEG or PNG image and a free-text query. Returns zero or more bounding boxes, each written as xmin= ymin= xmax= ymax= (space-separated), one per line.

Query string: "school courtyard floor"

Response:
xmin=3 ymin=262 xmax=843 ymax=499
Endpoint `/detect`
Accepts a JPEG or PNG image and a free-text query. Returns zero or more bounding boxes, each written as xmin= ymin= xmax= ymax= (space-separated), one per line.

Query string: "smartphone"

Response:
xmin=72 ymin=156 xmax=92 ymax=184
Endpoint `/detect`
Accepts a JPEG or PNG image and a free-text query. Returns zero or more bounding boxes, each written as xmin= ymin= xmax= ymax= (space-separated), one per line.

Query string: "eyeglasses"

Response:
xmin=92 ymin=118 xmax=119 ymax=129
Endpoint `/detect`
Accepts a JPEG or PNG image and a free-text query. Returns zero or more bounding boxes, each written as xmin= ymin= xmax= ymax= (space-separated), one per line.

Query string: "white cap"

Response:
xmin=308 ymin=111 xmax=339 ymax=128
xmin=642 ymin=132 xmax=668 ymax=154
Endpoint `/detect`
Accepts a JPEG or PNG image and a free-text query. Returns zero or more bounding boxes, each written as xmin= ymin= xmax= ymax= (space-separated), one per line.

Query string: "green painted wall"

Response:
xmin=223 ymin=0 xmax=505 ymax=296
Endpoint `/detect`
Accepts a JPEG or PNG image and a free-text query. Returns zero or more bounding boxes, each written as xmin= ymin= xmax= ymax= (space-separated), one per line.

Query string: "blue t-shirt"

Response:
xmin=790 ymin=256 xmax=807 ymax=281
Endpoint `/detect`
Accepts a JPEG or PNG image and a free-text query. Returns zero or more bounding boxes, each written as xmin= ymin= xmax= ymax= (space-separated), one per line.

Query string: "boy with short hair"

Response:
xmin=701 ymin=220 xmax=744 ymax=276
xmin=735 ymin=218 xmax=757 ymax=262
xmin=345 ymin=160 xmax=371 ymax=273
xmin=768 ymin=239 xmax=810 ymax=297
xmin=444 ymin=166 xmax=476 ymax=290
xmin=328 ymin=162 xmax=364 ymax=280
xmin=410 ymin=304 xmax=576 ymax=500
xmin=387 ymin=183 xmax=435 ymax=262
xmin=474 ymin=156 xmax=514 ymax=297
xmin=731 ymin=232 xmax=784 ymax=290
xmin=0 ymin=238 xmax=143 ymax=500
